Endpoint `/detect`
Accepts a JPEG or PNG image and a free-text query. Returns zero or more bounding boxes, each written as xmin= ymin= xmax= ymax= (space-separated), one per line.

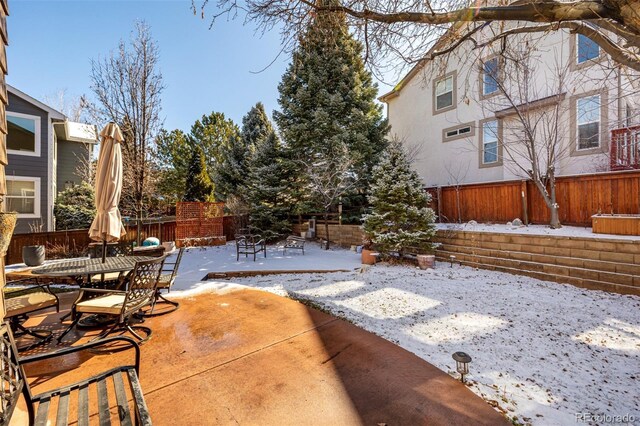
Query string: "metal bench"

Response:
xmin=0 ymin=324 xmax=151 ymax=425
xmin=283 ymin=236 xmax=306 ymax=255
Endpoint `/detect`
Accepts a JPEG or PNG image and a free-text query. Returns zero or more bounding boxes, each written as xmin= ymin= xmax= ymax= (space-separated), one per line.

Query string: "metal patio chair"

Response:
xmin=235 ymin=229 xmax=266 ymax=261
xmin=143 ymin=247 xmax=184 ymax=317
xmin=0 ymin=322 xmax=151 ymax=425
xmin=3 ymin=278 xmax=59 ymax=351
xmin=58 ymin=256 xmax=166 ymax=344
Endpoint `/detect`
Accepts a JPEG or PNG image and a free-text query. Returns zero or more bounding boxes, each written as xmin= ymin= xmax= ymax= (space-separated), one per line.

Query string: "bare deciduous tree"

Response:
xmin=480 ymin=45 xmax=576 ymax=228
xmin=193 ymin=0 xmax=640 ymax=77
xmin=445 ymin=160 xmax=470 ymax=223
xmin=89 ymin=21 xmax=164 ymax=243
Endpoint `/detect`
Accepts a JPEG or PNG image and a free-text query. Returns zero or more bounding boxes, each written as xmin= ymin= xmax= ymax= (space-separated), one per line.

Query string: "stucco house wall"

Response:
xmin=383 ymin=25 xmax=638 ymax=188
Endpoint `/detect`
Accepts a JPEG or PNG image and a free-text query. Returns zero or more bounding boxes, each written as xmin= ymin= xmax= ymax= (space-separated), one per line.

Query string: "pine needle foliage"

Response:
xmin=362 ymin=142 xmax=437 ymax=256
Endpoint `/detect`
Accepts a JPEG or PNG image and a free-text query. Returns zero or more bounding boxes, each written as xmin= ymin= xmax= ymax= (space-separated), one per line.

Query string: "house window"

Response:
xmin=482 ymin=120 xmax=499 ymax=164
xmin=7 ymin=112 xmax=41 ymax=156
xmin=435 ymin=75 xmax=454 ymax=111
xmin=445 ymin=126 xmax=471 ymax=139
xmin=482 ymin=57 xmax=499 ymax=96
xmin=577 ymin=34 xmax=599 ymax=64
xmin=576 ymin=94 xmax=601 ymax=150
xmin=5 ymin=177 xmax=40 ymax=218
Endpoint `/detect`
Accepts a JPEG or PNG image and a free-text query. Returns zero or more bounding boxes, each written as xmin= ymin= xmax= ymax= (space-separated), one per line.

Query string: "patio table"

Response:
xmin=30 ymin=256 xmax=155 ymax=325
xmin=30 ymin=256 xmax=154 ymax=284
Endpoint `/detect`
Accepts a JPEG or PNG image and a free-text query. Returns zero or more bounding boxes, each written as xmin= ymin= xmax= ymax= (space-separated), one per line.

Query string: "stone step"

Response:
xmin=435 ymin=249 xmax=640 ymax=296
xmin=437 ymin=242 xmax=640 ymax=276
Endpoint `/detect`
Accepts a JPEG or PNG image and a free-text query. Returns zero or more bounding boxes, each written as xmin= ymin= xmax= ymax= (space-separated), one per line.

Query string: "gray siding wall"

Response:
xmin=57 ymin=139 xmax=91 ymax=193
xmin=6 ymin=92 xmax=49 ymax=234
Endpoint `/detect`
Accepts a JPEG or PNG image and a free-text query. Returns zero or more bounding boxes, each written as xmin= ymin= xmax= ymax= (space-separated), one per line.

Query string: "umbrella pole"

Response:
xmin=102 ymin=240 xmax=107 ymax=263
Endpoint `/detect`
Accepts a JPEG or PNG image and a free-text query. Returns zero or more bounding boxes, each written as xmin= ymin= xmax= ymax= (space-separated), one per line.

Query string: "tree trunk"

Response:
xmin=548 ymin=177 xmax=561 ymax=229
xmin=323 ymin=212 xmax=330 ymax=250
xmin=533 ymin=177 xmax=561 ymax=229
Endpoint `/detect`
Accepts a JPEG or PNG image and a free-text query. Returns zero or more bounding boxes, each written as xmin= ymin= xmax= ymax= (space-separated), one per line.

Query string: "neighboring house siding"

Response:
xmin=6 ymin=92 xmax=49 ymax=233
xmin=56 ymin=139 xmax=91 ymax=194
xmin=384 ymin=27 xmax=633 ymax=188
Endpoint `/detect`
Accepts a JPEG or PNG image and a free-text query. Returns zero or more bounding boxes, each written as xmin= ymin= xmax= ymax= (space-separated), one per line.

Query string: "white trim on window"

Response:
xmin=435 ymin=75 xmax=454 ymax=111
xmin=482 ymin=120 xmax=499 ymax=164
xmin=7 ymin=111 xmax=41 ymax=157
xmin=5 ymin=176 xmax=41 ymax=218
xmin=576 ymin=94 xmax=601 ymax=151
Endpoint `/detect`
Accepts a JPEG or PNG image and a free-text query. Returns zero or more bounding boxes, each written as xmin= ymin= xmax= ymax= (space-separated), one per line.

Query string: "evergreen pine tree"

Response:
xmin=362 ymin=142 xmax=437 ymax=256
xmin=213 ymin=103 xmax=273 ymax=201
xmin=274 ymin=8 xmax=388 ymax=214
xmin=183 ymin=147 xmax=214 ymax=202
xmin=246 ymin=131 xmax=292 ymax=240
xmin=54 ymin=182 xmax=96 ymax=230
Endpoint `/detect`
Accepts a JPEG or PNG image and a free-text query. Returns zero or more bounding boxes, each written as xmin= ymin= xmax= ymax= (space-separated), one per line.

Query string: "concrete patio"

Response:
xmin=12 ymin=289 xmax=507 ymax=425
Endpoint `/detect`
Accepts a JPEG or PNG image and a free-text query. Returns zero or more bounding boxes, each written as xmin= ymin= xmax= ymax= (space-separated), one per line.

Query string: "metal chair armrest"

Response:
xmin=19 ymin=336 xmax=141 ymax=372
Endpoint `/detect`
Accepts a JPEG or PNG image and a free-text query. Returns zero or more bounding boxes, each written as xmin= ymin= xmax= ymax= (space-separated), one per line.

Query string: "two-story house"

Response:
xmin=6 ymin=85 xmax=97 ymax=233
xmin=380 ymin=24 xmax=640 ymax=188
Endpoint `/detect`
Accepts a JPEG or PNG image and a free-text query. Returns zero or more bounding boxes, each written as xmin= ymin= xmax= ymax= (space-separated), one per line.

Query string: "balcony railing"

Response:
xmin=610 ymin=125 xmax=640 ymax=171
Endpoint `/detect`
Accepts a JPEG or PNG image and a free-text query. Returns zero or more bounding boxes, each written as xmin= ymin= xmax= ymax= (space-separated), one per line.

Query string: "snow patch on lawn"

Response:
xmin=223 ymin=263 xmax=640 ymax=425
xmin=171 ymin=241 xmax=361 ymax=293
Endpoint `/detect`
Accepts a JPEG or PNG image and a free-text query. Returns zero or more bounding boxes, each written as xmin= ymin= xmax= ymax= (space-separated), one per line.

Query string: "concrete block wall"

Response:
xmin=434 ymin=230 xmax=640 ymax=296
xmin=293 ymin=223 xmax=363 ymax=247
xmin=292 ymin=221 xmax=640 ymax=295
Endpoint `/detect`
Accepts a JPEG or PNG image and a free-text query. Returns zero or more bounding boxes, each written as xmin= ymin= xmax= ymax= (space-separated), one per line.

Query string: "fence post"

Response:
xmin=436 ymin=186 xmax=443 ymax=222
xmin=521 ymin=180 xmax=529 ymax=225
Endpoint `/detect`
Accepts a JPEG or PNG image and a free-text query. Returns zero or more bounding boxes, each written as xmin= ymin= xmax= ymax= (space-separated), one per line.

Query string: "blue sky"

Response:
xmin=8 ymin=0 xmax=377 ymax=132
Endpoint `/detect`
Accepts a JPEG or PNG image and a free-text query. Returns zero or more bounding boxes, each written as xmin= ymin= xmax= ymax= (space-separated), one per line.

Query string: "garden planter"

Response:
xmin=0 ymin=211 xmax=17 ymax=256
xmin=417 ymin=254 xmax=435 ymax=270
xmin=592 ymin=214 xmax=640 ymax=236
xmin=361 ymin=249 xmax=379 ymax=265
xmin=22 ymin=245 xmax=45 ymax=266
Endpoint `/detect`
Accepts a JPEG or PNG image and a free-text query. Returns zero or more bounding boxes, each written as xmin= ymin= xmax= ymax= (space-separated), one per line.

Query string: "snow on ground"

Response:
xmin=174 ymin=257 xmax=640 ymax=425
xmin=437 ymin=222 xmax=640 ymax=241
xmin=171 ymin=241 xmax=361 ymax=294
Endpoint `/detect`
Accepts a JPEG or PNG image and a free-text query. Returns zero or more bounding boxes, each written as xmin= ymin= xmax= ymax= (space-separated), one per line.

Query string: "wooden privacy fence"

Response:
xmin=6 ymin=217 xmax=238 ymax=265
xmin=175 ymin=202 xmax=225 ymax=246
xmin=427 ymin=170 xmax=640 ymax=226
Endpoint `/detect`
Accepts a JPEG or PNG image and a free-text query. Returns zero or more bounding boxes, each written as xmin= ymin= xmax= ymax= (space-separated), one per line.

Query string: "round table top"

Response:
xmin=31 ymin=256 xmax=155 ymax=277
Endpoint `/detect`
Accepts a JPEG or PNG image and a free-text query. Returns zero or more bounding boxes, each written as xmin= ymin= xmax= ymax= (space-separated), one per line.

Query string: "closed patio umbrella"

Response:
xmin=89 ymin=122 xmax=126 ymax=262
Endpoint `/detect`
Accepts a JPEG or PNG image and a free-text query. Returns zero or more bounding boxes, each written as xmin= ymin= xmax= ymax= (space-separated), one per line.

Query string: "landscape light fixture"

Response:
xmin=452 ymin=351 xmax=472 ymax=383
xmin=449 ymin=255 xmax=456 ymax=267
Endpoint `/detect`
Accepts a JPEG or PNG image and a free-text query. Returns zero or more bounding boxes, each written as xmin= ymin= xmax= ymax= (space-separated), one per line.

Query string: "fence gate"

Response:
xmin=175 ymin=202 xmax=225 ymax=247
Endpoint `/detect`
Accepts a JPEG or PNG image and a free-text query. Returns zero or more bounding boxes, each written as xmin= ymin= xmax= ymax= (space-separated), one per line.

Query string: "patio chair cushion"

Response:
xmin=156 ymin=273 xmax=174 ymax=289
xmin=5 ymin=292 xmax=58 ymax=318
xmin=90 ymin=272 xmax=122 ymax=282
xmin=75 ymin=294 xmax=126 ymax=315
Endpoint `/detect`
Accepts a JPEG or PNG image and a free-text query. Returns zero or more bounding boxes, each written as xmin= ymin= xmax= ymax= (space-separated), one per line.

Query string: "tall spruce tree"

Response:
xmin=213 ymin=103 xmax=272 ymax=201
xmin=362 ymin=142 xmax=437 ymax=256
xmin=274 ymin=7 xmax=388 ymax=215
xmin=246 ymin=131 xmax=292 ymax=241
xmin=183 ymin=147 xmax=214 ymax=202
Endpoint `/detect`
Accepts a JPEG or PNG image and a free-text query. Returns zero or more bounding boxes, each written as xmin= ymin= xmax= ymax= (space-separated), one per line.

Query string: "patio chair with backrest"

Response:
xmin=3 ymin=278 xmax=59 ymax=351
xmin=88 ymin=240 xmax=135 ymax=285
xmin=143 ymin=247 xmax=184 ymax=317
xmin=57 ymin=256 xmax=166 ymax=344
xmin=235 ymin=229 xmax=266 ymax=262
xmin=0 ymin=323 xmax=151 ymax=425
